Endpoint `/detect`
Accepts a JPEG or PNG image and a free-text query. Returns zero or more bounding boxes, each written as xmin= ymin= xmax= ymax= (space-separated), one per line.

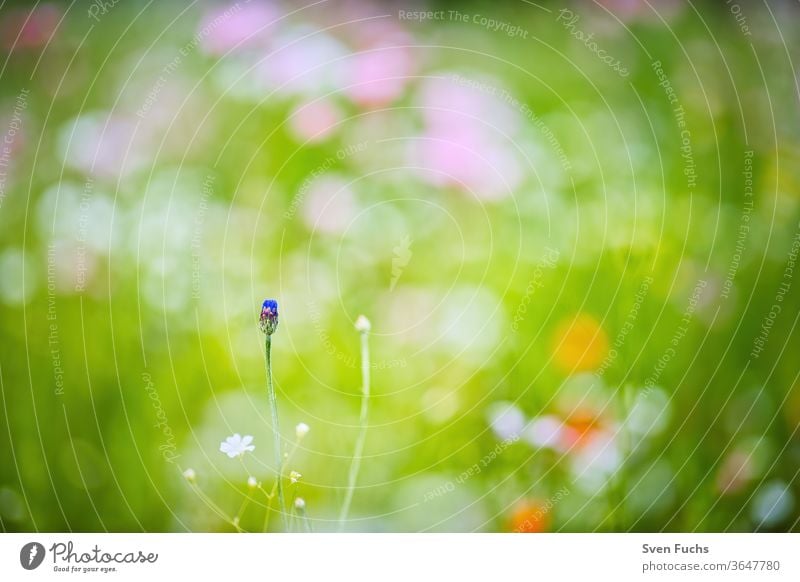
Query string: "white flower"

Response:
xmin=295 ymin=422 xmax=310 ymax=439
xmin=247 ymin=476 xmax=257 ymax=489
xmin=219 ymin=433 xmax=255 ymax=458
xmin=182 ymin=468 xmax=196 ymax=483
xmin=289 ymin=470 xmax=302 ymax=484
xmin=486 ymin=401 xmax=526 ymax=441
xmin=294 ymin=497 xmax=306 ymax=510
xmin=524 ymin=415 xmax=564 ymax=450
xmin=355 ymin=315 xmax=371 ymax=333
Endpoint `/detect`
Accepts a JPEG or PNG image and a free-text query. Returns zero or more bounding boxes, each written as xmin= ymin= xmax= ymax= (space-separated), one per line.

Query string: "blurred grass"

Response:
xmin=0 ymin=0 xmax=799 ymax=532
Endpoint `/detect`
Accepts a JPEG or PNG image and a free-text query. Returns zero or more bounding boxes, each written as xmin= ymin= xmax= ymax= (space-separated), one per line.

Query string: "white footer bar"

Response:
xmin=1 ymin=533 xmax=797 ymax=581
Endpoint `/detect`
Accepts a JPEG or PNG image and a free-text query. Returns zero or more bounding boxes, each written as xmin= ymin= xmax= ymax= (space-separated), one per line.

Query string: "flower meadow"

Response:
xmin=1 ymin=1 xmax=800 ymax=533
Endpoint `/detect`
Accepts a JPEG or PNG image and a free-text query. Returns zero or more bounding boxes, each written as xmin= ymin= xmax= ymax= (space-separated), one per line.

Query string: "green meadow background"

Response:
xmin=1 ymin=0 xmax=799 ymax=532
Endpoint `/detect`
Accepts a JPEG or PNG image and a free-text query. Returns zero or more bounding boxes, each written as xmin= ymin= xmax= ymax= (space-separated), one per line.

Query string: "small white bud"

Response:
xmin=355 ymin=315 xmax=371 ymax=333
xmin=247 ymin=476 xmax=257 ymax=489
xmin=183 ymin=468 xmax=196 ymax=483
xmin=294 ymin=497 xmax=306 ymax=510
xmin=295 ymin=422 xmax=310 ymax=439
xmin=289 ymin=470 xmax=302 ymax=484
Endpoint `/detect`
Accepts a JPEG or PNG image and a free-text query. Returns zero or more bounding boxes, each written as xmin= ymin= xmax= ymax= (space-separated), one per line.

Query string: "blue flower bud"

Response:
xmin=259 ymin=299 xmax=279 ymax=335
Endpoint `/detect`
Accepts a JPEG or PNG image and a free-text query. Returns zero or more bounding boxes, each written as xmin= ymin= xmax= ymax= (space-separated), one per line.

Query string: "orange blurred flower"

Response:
xmin=508 ymin=500 xmax=550 ymax=533
xmin=551 ymin=314 xmax=609 ymax=372
xmin=559 ymin=409 xmax=607 ymax=450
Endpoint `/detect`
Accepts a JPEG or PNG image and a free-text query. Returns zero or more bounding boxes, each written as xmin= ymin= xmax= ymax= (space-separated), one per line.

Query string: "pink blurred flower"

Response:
xmin=258 ymin=27 xmax=348 ymax=97
xmin=594 ymin=0 xmax=684 ymax=22
xmin=288 ymin=98 xmax=342 ymax=143
xmin=58 ymin=113 xmax=145 ymax=178
xmin=410 ymin=76 xmax=524 ymax=200
xmin=345 ymin=46 xmax=414 ymax=108
xmin=419 ymin=76 xmax=518 ymax=135
xmin=596 ymin=0 xmax=647 ymax=19
xmin=413 ymin=128 xmax=523 ymax=200
xmin=198 ymin=2 xmax=279 ymax=56
xmin=343 ymin=19 xmax=416 ymax=108
xmin=0 ymin=4 xmax=60 ymax=52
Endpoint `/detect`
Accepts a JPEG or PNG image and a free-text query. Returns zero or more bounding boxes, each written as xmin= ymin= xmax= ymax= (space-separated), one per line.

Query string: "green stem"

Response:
xmin=611 ymin=383 xmax=634 ymax=531
xmin=259 ymin=485 xmax=274 ymax=532
xmin=265 ymin=334 xmax=286 ymax=530
xmin=339 ymin=329 xmax=371 ymax=529
xmin=260 ymin=440 xmax=300 ymax=532
xmin=233 ymin=488 xmax=252 ymax=533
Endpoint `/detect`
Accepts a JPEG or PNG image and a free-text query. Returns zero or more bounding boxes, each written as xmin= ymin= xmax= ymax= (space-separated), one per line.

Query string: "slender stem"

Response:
xmin=233 ymin=488 xmax=252 ymax=533
xmin=265 ymin=334 xmax=286 ymax=529
xmin=339 ymin=329 xmax=371 ymax=529
xmin=259 ymin=485 xmax=274 ymax=532
xmin=618 ymin=383 xmax=634 ymax=531
xmin=608 ymin=382 xmax=633 ymax=532
xmin=261 ymin=440 xmax=300 ymax=532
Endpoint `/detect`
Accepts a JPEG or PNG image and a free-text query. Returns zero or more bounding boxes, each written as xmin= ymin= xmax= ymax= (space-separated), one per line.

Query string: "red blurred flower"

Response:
xmin=1 ymin=5 xmax=60 ymax=52
xmin=558 ymin=408 xmax=607 ymax=451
